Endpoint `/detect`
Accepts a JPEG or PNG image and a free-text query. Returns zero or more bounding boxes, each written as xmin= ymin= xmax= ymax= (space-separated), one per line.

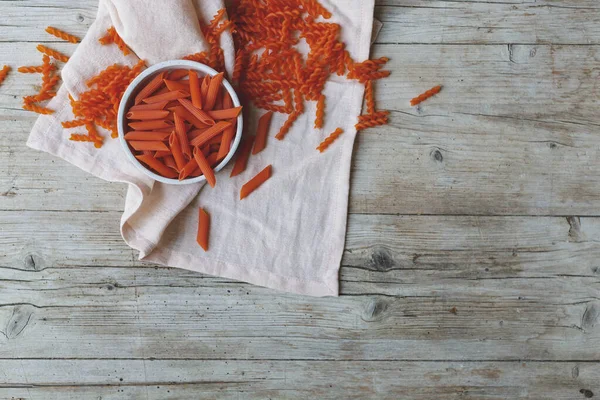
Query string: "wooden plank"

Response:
xmin=1 ymin=0 xmax=600 ymax=45
xmin=375 ymin=1 xmax=600 ymax=45
xmin=2 ymin=43 xmax=600 ymax=215
xmin=0 ymin=360 xmax=598 ymax=400
xmin=1 ymin=211 xmax=599 ymax=360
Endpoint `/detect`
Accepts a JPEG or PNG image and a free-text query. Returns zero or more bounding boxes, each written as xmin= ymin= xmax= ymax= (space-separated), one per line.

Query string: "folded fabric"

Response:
xmin=27 ymin=0 xmax=376 ymax=297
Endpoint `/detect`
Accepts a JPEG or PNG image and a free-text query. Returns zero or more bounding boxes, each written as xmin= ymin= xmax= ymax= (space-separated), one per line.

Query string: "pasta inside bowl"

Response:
xmin=117 ymin=60 xmax=244 ymax=185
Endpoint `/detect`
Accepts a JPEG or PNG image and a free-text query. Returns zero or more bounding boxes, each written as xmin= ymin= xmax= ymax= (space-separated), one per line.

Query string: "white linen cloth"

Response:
xmin=27 ymin=0 xmax=375 ymax=296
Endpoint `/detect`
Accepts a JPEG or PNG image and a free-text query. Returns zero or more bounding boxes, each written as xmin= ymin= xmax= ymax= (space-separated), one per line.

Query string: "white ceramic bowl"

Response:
xmin=118 ymin=60 xmax=243 ymax=185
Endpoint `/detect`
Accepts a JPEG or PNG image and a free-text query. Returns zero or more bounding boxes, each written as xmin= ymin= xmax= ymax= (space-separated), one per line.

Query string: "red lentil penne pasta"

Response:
xmin=171 ymin=106 xmax=210 ymax=129
xmin=197 ymin=208 xmax=210 ymax=251
xmin=189 ymin=121 xmax=232 ymax=147
xmin=154 ymin=150 xmax=172 ymax=158
xmin=174 ymin=113 xmax=192 ymax=160
xmin=240 ymin=165 xmax=272 ymax=200
xmin=136 ymin=154 xmax=178 ymax=179
xmin=167 ymin=69 xmax=189 ymax=81
xmin=193 ymin=146 xmax=216 ymax=187
xmin=178 ymin=98 xmax=215 ymax=126
xmin=126 ymin=110 xmax=170 ymax=120
xmin=207 ymin=152 xmax=220 ymax=167
xmin=179 ymin=158 xmax=199 ymax=181
xmin=129 ymin=100 xmax=169 ymax=112
xmin=189 ymin=71 xmax=203 ymax=109
xmin=163 ymin=155 xmax=178 ymax=171
xmin=252 ymin=111 xmax=273 ymax=155
xmin=135 ymin=71 xmax=166 ymax=105
xmin=128 ymin=141 xmax=170 ymax=152
xmin=154 ymin=86 xmax=171 ymax=96
xmin=207 ymin=106 xmax=243 ymax=120
xmin=128 ymin=119 xmax=173 ymax=131
xmin=204 ymin=72 xmax=224 ymax=111
xmin=230 ymin=135 xmax=255 ymax=177
xmin=124 ymin=131 xmax=171 ymax=141
xmin=169 ymin=132 xmax=187 ymax=171
xmin=216 ymin=94 xmax=236 ymax=159
xmin=143 ymin=90 xmax=190 ymax=104
xmin=188 ymin=128 xmax=209 ymax=141
xmin=164 ymin=79 xmax=191 ymax=92
xmin=201 ymin=75 xmax=211 ymax=100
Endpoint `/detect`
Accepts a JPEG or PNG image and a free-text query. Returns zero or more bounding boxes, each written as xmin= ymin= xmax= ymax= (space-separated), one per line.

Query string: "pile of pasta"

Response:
xmin=123 ymin=69 xmax=244 ymax=185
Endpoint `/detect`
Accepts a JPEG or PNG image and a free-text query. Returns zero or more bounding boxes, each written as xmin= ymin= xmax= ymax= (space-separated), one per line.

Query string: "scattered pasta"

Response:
xmin=410 ymin=85 xmax=442 ymax=107
xmin=0 ymin=65 xmax=11 ymax=87
xmin=240 ymin=165 xmax=272 ymax=200
xmin=45 ymin=26 xmax=81 ymax=43
xmin=316 ymin=127 xmax=343 ymax=152
xmin=197 ymin=208 xmax=210 ymax=251
xmin=36 ymin=44 xmax=69 ymax=63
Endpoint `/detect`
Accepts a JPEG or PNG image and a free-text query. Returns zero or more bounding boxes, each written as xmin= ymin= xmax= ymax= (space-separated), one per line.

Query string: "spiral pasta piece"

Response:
xmin=410 ymin=85 xmax=442 ymax=107
xmin=316 ymin=128 xmax=343 ymax=152
xmin=45 ymin=26 xmax=81 ymax=43
xmin=36 ymin=44 xmax=69 ymax=62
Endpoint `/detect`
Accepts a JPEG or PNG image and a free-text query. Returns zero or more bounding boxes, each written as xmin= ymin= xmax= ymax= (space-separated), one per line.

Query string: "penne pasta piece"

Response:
xmin=193 ymin=147 xmax=216 ymax=188
xmin=128 ymin=119 xmax=173 ymax=131
xmin=126 ymin=110 xmax=170 ymax=120
xmin=174 ymin=113 xmax=192 ymax=160
xmin=188 ymin=128 xmax=209 ymax=141
xmin=164 ymin=79 xmax=191 ymax=92
xmin=240 ymin=165 xmax=272 ymax=200
xmin=171 ymin=106 xmax=210 ymax=129
xmin=129 ymin=101 xmax=169 ymax=112
xmin=216 ymin=94 xmax=237 ymax=160
xmin=204 ymin=72 xmax=224 ymax=111
xmin=124 ymin=131 xmax=171 ymax=141
xmin=128 ymin=141 xmax=170 ymax=152
xmin=230 ymin=135 xmax=255 ymax=177
xmin=169 ymin=132 xmax=187 ymax=172
xmin=189 ymin=70 xmax=203 ymax=109
xmin=135 ymin=154 xmax=178 ymax=179
xmin=167 ymin=69 xmax=189 ymax=81
xmin=207 ymin=106 xmax=243 ymax=120
xmin=252 ymin=111 xmax=273 ymax=155
xmin=179 ymin=158 xmax=199 ymax=180
xmin=141 ymin=150 xmax=154 ymax=156
xmin=207 ymin=152 xmax=220 ymax=167
xmin=135 ymin=71 xmax=166 ymax=105
xmin=189 ymin=121 xmax=231 ymax=147
xmin=142 ymin=90 xmax=190 ymax=104
xmin=154 ymin=150 xmax=172 ymax=158
xmin=163 ymin=155 xmax=177 ymax=171
xmin=196 ymin=208 xmax=210 ymax=251
xmin=201 ymin=75 xmax=211 ymax=101
xmin=178 ymin=98 xmax=215 ymax=126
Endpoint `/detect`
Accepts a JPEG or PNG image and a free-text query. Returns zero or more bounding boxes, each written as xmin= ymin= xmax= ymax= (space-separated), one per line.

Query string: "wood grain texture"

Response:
xmin=1 ymin=0 xmax=600 ymax=398
xmin=0 ymin=212 xmax=599 ymax=361
xmin=0 ymin=361 xmax=598 ymax=400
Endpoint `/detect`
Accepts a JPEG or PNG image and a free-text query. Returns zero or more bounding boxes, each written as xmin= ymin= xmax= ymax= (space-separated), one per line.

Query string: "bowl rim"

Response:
xmin=117 ymin=60 xmax=244 ymax=185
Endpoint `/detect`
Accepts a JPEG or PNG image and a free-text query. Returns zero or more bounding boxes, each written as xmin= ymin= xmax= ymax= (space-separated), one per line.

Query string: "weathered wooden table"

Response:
xmin=1 ymin=0 xmax=599 ymax=398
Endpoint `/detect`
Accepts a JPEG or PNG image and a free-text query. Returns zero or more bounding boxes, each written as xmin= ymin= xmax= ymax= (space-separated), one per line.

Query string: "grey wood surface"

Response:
xmin=1 ymin=0 xmax=599 ymax=399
